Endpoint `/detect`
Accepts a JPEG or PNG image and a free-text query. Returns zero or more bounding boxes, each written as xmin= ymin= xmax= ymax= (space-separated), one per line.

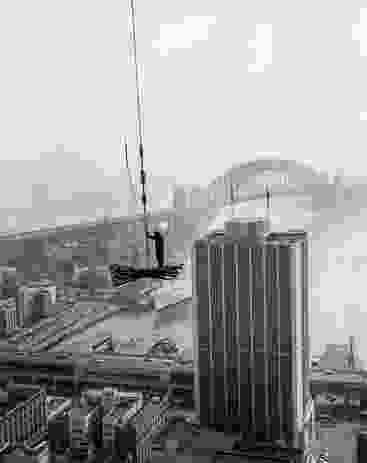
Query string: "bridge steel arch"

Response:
xmin=206 ymin=158 xmax=326 ymax=217
xmin=177 ymin=158 xmax=328 ymax=255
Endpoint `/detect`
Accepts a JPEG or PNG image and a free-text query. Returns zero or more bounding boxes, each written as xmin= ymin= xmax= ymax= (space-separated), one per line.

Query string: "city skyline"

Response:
xmin=0 ymin=2 xmax=367 ymax=203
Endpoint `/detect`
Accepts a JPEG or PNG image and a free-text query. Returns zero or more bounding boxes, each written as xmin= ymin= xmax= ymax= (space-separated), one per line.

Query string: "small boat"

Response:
xmin=117 ymin=336 xmax=139 ymax=346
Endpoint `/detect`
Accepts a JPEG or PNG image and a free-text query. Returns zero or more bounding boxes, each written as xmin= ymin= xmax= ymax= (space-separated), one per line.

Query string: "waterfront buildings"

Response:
xmin=318 ymin=342 xmax=364 ymax=371
xmin=15 ymin=280 xmax=56 ymax=328
xmin=0 ymin=297 xmax=18 ymax=335
xmin=0 ymin=267 xmax=18 ymax=299
xmin=173 ymin=186 xmax=189 ymax=212
xmin=192 ymin=219 xmax=315 ymax=453
xmin=16 ymin=237 xmax=50 ymax=283
xmin=77 ymin=264 xmax=113 ymax=295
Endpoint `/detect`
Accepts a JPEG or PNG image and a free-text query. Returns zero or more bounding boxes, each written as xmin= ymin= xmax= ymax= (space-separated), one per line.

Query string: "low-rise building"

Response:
xmin=15 ymin=280 xmax=57 ymax=329
xmin=0 ymin=267 xmax=18 ymax=299
xmin=124 ymin=393 xmax=172 ymax=463
xmin=46 ymin=396 xmax=72 ymax=422
xmin=0 ymin=383 xmax=47 ymax=451
xmin=102 ymin=389 xmax=143 ymax=450
xmin=318 ymin=343 xmax=364 ymax=371
xmin=69 ymin=396 xmax=97 ymax=459
xmin=48 ymin=410 xmax=70 ymax=457
xmin=2 ymin=449 xmax=39 ymax=462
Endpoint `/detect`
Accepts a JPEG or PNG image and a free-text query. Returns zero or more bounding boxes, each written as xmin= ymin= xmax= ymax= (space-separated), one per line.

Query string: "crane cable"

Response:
xmin=121 ymin=136 xmax=139 ymax=209
xmin=129 ymin=0 xmax=150 ymax=267
xmin=110 ymin=0 xmax=185 ymax=283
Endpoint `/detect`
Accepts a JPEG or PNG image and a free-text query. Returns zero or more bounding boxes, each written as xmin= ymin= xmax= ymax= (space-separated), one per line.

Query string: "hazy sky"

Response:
xmin=1 ymin=1 xmax=367 ymax=191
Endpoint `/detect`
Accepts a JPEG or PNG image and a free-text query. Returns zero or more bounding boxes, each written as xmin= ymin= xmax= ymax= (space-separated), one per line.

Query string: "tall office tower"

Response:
xmin=193 ymin=221 xmax=311 ymax=450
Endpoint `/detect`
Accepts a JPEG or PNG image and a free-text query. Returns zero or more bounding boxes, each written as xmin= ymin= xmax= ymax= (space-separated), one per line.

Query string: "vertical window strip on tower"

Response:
xmin=290 ymin=243 xmax=299 ymax=447
xmin=234 ymin=242 xmax=241 ymax=423
xmin=213 ymin=242 xmax=225 ymax=428
xmin=249 ymin=247 xmax=256 ymax=435
xmin=295 ymin=243 xmax=304 ymax=437
xmin=262 ymin=244 xmax=271 ymax=441
xmin=225 ymin=239 xmax=238 ymax=428
xmin=221 ymin=242 xmax=228 ymax=424
xmin=207 ymin=239 xmax=215 ymax=425
xmin=275 ymin=243 xmax=284 ymax=443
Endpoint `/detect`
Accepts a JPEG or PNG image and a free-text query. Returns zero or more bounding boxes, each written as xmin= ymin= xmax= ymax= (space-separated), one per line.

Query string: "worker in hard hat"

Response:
xmin=146 ymin=227 xmax=165 ymax=268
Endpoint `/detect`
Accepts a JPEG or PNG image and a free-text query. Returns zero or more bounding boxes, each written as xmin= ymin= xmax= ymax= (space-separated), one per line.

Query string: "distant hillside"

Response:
xmin=0 ymin=154 xmax=179 ymax=232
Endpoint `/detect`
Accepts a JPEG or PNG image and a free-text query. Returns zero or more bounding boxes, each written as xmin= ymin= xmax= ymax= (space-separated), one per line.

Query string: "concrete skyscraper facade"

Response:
xmin=192 ymin=220 xmax=313 ymax=452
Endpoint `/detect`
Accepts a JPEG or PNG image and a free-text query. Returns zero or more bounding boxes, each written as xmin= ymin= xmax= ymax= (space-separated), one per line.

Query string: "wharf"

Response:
xmin=27 ymin=304 xmax=131 ymax=353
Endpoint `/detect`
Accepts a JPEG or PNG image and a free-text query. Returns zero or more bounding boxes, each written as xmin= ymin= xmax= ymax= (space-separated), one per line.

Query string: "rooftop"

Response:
xmin=316 ymin=421 xmax=359 ymax=462
xmin=0 ymin=384 xmax=43 ymax=418
xmin=105 ymin=399 xmax=137 ymax=422
xmin=2 ymin=451 xmax=38 ymax=463
xmin=70 ymin=399 xmax=96 ymax=417
xmin=151 ymin=454 xmax=304 ymax=463
xmin=318 ymin=343 xmax=364 ymax=371
xmin=153 ymin=418 xmax=241 ymax=456
xmin=46 ymin=395 xmax=72 ymax=416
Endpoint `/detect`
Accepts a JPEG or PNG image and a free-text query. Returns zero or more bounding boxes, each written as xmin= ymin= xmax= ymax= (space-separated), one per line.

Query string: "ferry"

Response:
xmin=145 ymin=337 xmax=184 ymax=361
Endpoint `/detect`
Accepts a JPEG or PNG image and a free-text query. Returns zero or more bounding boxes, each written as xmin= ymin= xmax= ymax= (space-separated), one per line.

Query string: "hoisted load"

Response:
xmin=110 ymin=0 xmax=183 ymax=286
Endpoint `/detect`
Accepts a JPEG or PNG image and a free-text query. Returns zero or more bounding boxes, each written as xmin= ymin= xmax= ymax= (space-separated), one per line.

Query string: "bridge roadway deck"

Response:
xmin=0 ymin=350 xmax=366 ymax=397
xmin=10 ymin=300 xmax=142 ymax=353
xmin=0 ymin=209 xmax=174 ymax=241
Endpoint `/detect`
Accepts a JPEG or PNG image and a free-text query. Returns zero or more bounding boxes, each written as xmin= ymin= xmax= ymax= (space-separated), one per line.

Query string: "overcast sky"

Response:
xmin=1 ymin=1 xmax=367 ymax=192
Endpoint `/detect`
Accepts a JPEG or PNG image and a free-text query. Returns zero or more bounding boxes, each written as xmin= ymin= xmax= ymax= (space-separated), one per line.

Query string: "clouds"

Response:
xmin=248 ymin=24 xmax=273 ymax=73
xmin=352 ymin=8 xmax=367 ymax=57
xmin=152 ymin=15 xmax=216 ymax=57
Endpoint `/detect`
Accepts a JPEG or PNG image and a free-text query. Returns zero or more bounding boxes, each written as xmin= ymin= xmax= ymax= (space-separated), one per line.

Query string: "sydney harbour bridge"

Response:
xmin=0 ymin=157 xmax=356 ymax=273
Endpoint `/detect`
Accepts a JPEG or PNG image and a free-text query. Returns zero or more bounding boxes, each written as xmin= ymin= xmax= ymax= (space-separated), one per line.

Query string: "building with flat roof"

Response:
xmin=149 ymin=417 xmax=321 ymax=462
xmin=2 ymin=450 xmax=39 ymax=462
xmin=46 ymin=396 xmax=72 ymax=421
xmin=0 ymin=297 xmax=18 ymax=336
xmin=69 ymin=396 xmax=98 ymax=459
xmin=152 ymin=417 xmax=240 ymax=456
xmin=318 ymin=343 xmax=364 ymax=371
xmin=102 ymin=392 xmax=143 ymax=452
xmin=48 ymin=410 xmax=70 ymax=457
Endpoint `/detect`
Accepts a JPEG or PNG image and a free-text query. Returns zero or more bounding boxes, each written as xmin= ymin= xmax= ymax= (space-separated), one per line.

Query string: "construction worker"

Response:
xmin=146 ymin=228 xmax=165 ymax=268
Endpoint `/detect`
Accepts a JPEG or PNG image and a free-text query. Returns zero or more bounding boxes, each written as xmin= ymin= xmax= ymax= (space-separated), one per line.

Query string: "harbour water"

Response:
xmin=53 ymin=195 xmax=367 ymax=364
xmin=52 ymin=279 xmax=194 ymax=357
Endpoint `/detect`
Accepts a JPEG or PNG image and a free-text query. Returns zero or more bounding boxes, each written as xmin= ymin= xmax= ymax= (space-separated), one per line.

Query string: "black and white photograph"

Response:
xmin=1 ymin=1 xmax=367 ymax=462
